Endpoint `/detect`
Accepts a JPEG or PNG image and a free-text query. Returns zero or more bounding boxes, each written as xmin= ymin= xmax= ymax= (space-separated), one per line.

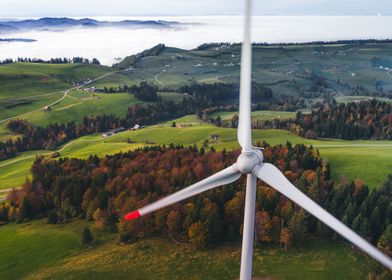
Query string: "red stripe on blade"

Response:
xmin=124 ymin=210 xmax=141 ymax=221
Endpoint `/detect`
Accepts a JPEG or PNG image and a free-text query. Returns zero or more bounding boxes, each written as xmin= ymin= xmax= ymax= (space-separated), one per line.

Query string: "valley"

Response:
xmin=1 ymin=41 xmax=392 ymax=279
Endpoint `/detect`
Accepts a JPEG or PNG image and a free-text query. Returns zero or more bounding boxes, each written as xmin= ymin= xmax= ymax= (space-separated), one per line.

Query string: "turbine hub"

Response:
xmin=235 ymin=149 xmax=263 ymax=174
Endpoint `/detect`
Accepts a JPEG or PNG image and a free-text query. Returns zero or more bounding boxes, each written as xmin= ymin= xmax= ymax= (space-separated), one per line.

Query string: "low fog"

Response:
xmin=1 ymin=16 xmax=391 ymax=65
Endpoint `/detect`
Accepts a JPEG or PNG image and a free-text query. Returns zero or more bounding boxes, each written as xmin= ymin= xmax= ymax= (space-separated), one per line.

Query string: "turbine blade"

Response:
xmin=238 ymin=0 xmax=253 ymax=151
xmin=124 ymin=165 xmax=241 ymax=221
xmin=256 ymin=163 xmax=392 ymax=270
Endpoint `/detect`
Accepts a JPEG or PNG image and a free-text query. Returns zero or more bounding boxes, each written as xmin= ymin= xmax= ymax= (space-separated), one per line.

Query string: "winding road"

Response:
xmin=0 ymin=71 xmax=116 ymax=124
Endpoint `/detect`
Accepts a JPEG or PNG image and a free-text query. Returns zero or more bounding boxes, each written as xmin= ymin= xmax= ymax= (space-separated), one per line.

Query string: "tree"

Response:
xmin=17 ymin=197 xmax=33 ymax=223
xmin=377 ymin=225 xmax=392 ymax=256
xmin=280 ymin=228 xmax=291 ymax=250
xmin=371 ymin=225 xmax=392 ymax=279
xmin=231 ymin=114 xmax=239 ymax=128
xmin=288 ymin=210 xmax=308 ymax=245
xmin=82 ymin=226 xmax=94 ymax=247
xmin=255 ymin=211 xmax=273 ymax=243
xmin=167 ymin=210 xmax=182 ymax=240
xmin=188 ymin=221 xmax=207 ymax=249
xmin=216 ymin=116 xmax=222 ymax=127
xmin=47 ymin=210 xmax=58 ymax=224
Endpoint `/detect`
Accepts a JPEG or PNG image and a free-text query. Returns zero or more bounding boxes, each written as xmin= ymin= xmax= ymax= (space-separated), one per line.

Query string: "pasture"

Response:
xmin=1 ymin=121 xmax=392 ymax=191
xmin=0 ymin=219 xmax=371 ymax=280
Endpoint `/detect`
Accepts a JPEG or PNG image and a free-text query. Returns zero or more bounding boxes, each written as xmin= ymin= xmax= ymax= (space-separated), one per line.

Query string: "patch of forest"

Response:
xmin=286 ymin=100 xmax=392 ymax=140
xmin=0 ymin=144 xmax=390 ymax=251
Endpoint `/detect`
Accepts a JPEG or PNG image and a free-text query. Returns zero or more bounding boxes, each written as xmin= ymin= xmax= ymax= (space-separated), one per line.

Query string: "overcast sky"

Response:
xmin=0 ymin=0 xmax=390 ymax=17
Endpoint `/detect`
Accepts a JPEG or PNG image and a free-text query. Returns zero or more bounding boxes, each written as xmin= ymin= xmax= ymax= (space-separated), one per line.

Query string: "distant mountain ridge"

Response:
xmin=0 ymin=38 xmax=36 ymax=42
xmin=0 ymin=17 xmax=184 ymax=34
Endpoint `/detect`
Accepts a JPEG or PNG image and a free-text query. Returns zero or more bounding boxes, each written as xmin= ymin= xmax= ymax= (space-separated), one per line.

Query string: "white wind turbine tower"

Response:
xmin=124 ymin=0 xmax=392 ymax=278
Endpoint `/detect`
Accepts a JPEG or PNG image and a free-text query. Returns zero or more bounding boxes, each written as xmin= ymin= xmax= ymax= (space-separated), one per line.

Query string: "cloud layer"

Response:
xmin=0 ymin=0 xmax=390 ymax=17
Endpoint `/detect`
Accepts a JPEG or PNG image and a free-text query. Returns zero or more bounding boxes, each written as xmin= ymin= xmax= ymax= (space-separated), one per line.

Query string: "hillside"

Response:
xmin=2 ymin=122 xmax=392 ymax=191
xmin=0 ymin=219 xmax=371 ymax=280
xmin=91 ymin=42 xmax=392 ymax=95
xmin=1 ymin=42 xmax=392 ymax=280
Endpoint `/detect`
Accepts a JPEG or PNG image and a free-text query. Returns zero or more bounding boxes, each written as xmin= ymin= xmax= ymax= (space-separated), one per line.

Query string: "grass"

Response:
xmin=1 ymin=122 xmax=392 ymax=191
xmin=0 ymin=63 xmax=111 ymax=100
xmin=107 ymin=43 xmax=392 ymax=96
xmin=25 ymin=91 xmax=145 ymax=127
xmin=0 ymin=219 xmax=372 ymax=280
xmin=0 ymin=220 xmax=86 ymax=280
xmin=211 ymin=110 xmax=298 ymax=121
xmin=335 ymin=95 xmax=392 ymax=104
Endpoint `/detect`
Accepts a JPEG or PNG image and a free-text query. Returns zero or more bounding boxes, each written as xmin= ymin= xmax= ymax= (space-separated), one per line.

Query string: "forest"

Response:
xmin=287 ymin=100 xmax=392 ymax=140
xmin=0 ymin=143 xmax=391 ymax=258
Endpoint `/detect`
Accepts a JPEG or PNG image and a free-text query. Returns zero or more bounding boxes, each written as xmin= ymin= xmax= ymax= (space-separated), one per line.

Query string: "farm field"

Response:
xmin=0 ymin=219 xmax=371 ymax=280
xmin=1 ymin=121 xmax=392 ymax=191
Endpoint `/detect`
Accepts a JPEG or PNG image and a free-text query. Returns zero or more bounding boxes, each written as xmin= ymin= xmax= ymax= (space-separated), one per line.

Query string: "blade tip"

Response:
xmin=124 ymin=210 xmax=141 ymax=221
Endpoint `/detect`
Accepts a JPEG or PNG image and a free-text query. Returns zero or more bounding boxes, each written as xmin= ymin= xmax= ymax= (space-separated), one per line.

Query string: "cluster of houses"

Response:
xmin=72 ymin=79 xmax=92 ymax=87
xmin=83 ymin=86 xmax=98 ymax=93
xmin=102 ymin=124 xmax=141 ymax=138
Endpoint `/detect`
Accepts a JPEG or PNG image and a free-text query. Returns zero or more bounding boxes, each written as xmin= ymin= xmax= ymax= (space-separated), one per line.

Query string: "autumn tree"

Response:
xmin=167 ymin=210 xmax=182 ymax=240
xmin=188 ymin=221 xmax=207 ymax=249
xmin=280 ymin=228 xmax=291 ymax=250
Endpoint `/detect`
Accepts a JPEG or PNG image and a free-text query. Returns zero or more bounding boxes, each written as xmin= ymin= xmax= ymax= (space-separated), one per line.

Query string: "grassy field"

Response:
xmin=335 ymin=95 xmax=392 ymax=103
xmin=24 ymin=91 xmax=145 ymax=127
xmin=211 ymin=110 xmax=298 ymax=121
xmin=0 ymin=63 xmax=111 ymax=100
xmin=1 ymin=121 xmax=392 ymax=191
xmin=88 ymin=44 xmax=392 ymax=97
xmin=0 ymin=219 xmax=372 ymax=280
xmin=0 ymin=63 xmax=115 ymax=139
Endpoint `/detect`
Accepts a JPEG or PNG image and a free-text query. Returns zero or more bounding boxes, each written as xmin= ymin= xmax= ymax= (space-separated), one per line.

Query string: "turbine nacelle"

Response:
xmin=234 ymin=149 xmax=263 ymax=174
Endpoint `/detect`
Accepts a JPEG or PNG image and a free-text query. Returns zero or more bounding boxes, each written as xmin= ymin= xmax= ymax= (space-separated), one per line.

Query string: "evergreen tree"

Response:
xmin=17 ymin=197 xmax=32 ymax=223
xmin=82 ymin=226 xmax=94 ymax=247
xmin=287 ymin=210 xmax=308 ymax=245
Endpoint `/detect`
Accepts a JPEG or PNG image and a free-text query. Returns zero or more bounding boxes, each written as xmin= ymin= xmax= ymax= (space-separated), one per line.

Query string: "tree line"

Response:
xmin=196 ymin=39 xmax=392 ymax=51
xmin=285 ymin=100 xmax=392 ymax=140
xmin=100 ymin=81 xmax=160 ymax=102
xmin=0 ymin=57 xmax=100 ymax=65
xmin=0 ymin=97 xmax=197 ymax=161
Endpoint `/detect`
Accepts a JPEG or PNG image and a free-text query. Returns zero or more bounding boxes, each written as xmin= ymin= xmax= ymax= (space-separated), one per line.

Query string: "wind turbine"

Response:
xmin=124 ymin=0 xmax=392 ymax=278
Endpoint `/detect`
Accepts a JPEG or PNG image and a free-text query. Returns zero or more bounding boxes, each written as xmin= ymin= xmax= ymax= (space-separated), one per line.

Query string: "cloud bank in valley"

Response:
xmin=1 ymin=16 xmax=391 ymax=65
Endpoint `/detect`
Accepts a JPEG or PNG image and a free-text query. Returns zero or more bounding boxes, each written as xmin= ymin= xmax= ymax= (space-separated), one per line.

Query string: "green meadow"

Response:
xmin=211 ymin=110 xmax=298 ymax=121
xmin=1 ymin=121 xmax=392 ymax=191
xmin=0 ymin=219 xmax=371 ymax=280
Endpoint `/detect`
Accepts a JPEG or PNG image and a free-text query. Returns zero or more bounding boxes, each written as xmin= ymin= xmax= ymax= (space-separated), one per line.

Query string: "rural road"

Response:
xmin=155 ymin=68 xmax=168 ymax=87
xmin=0 ymin=71 xmax=116 ymax=124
